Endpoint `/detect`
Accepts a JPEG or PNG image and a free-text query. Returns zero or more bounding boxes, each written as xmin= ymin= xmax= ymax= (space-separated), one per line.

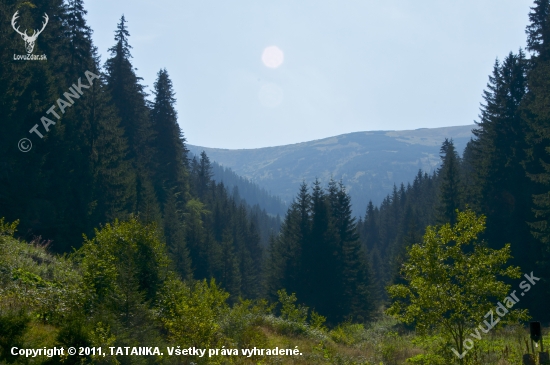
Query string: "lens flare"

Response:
xmin=262 ymin=46 xmax=284 ymax=68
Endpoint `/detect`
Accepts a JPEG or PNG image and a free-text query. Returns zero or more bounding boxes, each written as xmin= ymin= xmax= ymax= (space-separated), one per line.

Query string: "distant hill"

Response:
xmin=188 ymin=125 xmax=475 ymax=216
xmin=189 ymin=152 xmax=287 ymax=216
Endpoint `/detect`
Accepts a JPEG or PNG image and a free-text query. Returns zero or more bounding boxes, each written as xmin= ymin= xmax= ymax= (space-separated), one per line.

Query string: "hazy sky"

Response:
xmin=86 ymin=0 xmax=532 ymax=149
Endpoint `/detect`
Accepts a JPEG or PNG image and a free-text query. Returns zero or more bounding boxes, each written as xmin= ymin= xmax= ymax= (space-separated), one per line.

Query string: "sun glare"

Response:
xmin=261 ymin=46 xmax=284 ymax=68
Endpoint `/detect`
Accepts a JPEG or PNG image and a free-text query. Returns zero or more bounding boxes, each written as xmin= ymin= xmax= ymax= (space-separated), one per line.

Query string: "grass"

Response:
xmin=227 ymin=316 xmax=550 ymax=365
xmin=10 ymin=305 xmax=550 ymax=364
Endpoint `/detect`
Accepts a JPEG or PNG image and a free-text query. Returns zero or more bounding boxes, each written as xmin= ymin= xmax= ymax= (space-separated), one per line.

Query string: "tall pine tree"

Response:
xmin=521 ymin=0 xmax=550 ymax=320
xmin=150 ymin=68 xmax=192 ymax=278
xmin=436 ymin=139 xmax=463 ymax=225
xmin=104 ymin=15 xmax=160 ymax=224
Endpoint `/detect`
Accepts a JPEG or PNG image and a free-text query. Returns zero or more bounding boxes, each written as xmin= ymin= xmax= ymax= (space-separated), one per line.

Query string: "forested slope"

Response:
xmin=0 ymin=0 xmax=275 ymax=301
xmin=208 ymin=158 xmax=287 ymax=217
xmin=358 ymin=45 xmax=550 ymax=322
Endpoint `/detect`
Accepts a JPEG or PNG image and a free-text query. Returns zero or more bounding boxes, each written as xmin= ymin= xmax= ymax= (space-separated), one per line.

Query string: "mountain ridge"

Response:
xmin=188 ymin=125 xmax=475 ymax=215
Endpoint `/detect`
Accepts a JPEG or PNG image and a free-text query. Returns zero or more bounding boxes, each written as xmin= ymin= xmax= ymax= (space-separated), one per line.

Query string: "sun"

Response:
xmin=262 ymin=46 xmax=284 ymax=68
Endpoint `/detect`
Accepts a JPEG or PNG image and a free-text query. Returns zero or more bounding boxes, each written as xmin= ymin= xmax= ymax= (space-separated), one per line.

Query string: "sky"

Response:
xmin=86 ymin=0 xmax=532 ymax=149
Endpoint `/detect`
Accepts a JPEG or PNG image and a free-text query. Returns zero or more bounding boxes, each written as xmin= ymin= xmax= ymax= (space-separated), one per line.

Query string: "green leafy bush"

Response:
xmin=330 ymin=322 xmax=366 ymax=346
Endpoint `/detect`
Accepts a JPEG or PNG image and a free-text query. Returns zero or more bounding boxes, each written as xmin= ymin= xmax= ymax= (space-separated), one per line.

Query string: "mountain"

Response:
xmin=188 ymin=125 xmax=474 ymax=216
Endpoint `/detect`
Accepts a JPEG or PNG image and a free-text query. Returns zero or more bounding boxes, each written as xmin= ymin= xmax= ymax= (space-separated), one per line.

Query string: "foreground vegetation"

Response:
xmin=1 ymin=216 xmax=547 ymax=365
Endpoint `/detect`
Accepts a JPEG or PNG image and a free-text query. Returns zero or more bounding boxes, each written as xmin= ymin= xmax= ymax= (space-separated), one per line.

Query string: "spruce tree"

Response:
xmin=241 ymin=216 xmax=264 ymax=298
xmin=185 ymin=198 xmax=209 ymax=279
xmin=85 ymin=69 xmax=136 ymax=230
xmin=436 ymin=139 xmax=463 ymax=225
xmin=104 ymin=15 xmax=160 ymax=224
xmin=469 ymin=52 xmax=534 ymax=274
xmin=266 ymin=233 xmax=283 ymax=300
xmin=305 ymin=180 xmax=336 ymax=316
xmin=164 ymin=194 xmax=192 ymax=279
xmin=362 ymin=201 xmax=380 ymax=253
xmin=219 ymin=228 xmax=241 ymax=301
xmin=526 ymin=0 xmax=550 ymax=57
xmin=63 ymin=0 xmax=94 ymax=75
xmin=232 ymin=205 xmax=252 ymax=297
xmin=150 ymin=68 xmax=192 ymax=277
xmin=521 ymin=0 xmax=550 ymax=320
xmin=332 ymin=182 xmax=372 ymax=322
xmin=524 ymin=0 xmax=550 ymax=244
xmin=150 ymin=68 xmax=190 ymax=207
xmin=262 ymin=194 xmax=300 ymax=300
xmin=196 ymin=151 xmax=214 ymax=199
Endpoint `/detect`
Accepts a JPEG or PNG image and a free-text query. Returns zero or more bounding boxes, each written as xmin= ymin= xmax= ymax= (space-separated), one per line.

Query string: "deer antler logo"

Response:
xmin=11 ymin=11 xmax=49 ymax=54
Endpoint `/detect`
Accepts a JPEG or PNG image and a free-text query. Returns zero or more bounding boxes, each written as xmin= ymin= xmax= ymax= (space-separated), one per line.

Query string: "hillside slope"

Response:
xmin=189 ymin=152 xmax=287 ymax=216
xmin=189 ymin=125 xmax=474 ymax=215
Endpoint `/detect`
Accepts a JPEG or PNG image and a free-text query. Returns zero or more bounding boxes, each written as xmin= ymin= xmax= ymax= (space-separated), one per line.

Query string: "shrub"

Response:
xmin=330 ymin=322 xmax=366 ymax=346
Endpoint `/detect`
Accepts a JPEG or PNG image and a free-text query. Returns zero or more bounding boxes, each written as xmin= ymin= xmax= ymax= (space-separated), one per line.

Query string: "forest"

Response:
xmin=1 ymin=0 xmax=550 ymax=364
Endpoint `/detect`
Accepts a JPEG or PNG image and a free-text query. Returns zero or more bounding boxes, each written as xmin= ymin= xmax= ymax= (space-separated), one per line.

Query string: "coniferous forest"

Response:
xmin=1 ymin=0 xmax=550 ymax=364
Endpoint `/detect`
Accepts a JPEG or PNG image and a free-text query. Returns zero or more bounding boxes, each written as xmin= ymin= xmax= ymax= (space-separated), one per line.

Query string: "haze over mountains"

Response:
xmin=189 ymin=152 xmax=288 ymax=217
xmin=188 ymin=125 xmax=474 ymax=216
